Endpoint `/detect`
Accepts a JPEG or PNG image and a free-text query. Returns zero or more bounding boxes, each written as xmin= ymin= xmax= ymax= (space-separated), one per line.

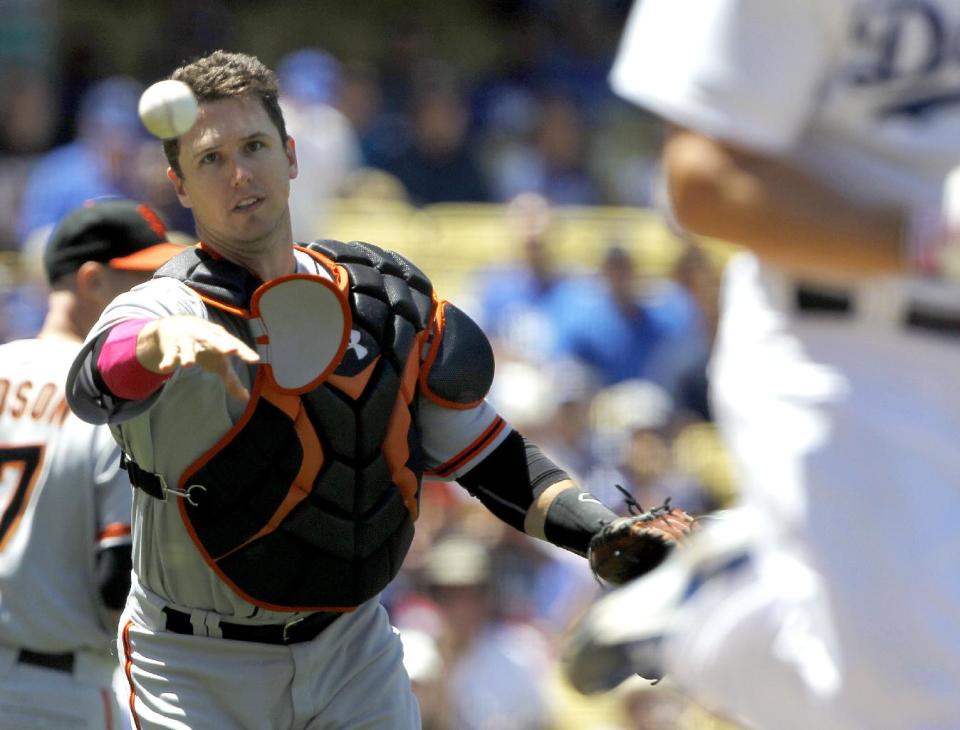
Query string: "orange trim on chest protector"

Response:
xmin=172 ymin=248 xmax=427 ymax=612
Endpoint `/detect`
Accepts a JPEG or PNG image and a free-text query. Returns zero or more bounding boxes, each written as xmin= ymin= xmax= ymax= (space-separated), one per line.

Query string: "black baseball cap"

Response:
xmin=44 ymin=198 xmax=185 ymax=283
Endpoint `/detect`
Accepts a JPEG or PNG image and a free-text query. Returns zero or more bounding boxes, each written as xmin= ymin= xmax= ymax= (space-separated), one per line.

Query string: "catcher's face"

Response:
xmin=168 ymin=95 xmax=298 ymax=256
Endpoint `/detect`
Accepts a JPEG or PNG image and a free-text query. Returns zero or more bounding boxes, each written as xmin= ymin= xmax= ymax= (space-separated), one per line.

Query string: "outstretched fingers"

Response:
xmin=652 ymin=510 xmax=698 ymax=544
xmin=198 ymin=348 xmax=253 ymax=402
xmin=148 ymin=316 xmax=260 ymax=400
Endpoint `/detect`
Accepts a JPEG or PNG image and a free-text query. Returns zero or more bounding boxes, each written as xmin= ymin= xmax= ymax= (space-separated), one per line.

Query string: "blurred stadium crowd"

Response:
xmin=0 ymin=1 xmax=738 ymax=727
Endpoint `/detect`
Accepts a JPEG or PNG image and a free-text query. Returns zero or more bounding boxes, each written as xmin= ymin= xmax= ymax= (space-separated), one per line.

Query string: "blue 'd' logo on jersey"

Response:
xmin=847 ymin=1 xmax=960 ymax=119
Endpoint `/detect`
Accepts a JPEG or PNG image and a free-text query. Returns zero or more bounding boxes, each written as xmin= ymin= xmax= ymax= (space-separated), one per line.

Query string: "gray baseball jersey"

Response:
xmin=0 ymin=336 xmax=131 ymax=730
xmin=84 ymin=248 xmax=509 ymax=621
xmin=0 ymin=337 xmax=131 ymax=653
xmin=73 ymin=246 xmax=510 ymax=728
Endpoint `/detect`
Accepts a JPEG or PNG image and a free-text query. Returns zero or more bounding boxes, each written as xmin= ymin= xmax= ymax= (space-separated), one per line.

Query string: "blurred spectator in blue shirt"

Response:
xmin=277 ymin=47 xmax=361 ymax=242
xmin=529 ymin=1 xmax=621 ymax=113
xmin=584 ymin=379 xmax=718 ymax=516
xmin=487 ymin=92 xmax=601 ymax=205
xmin=661 ymin=241 xmax=723 ymax=421
xmin=17 ymin=77 xmax=147 ymax=246
xmin=375 ymin=63 xmax=490 ymax=205
xmin=336 ymin=62 xmax=399 ymax=169
xmin=551 ymin=244 xmax=704 ymax=389
xmin=0 ymin=66 xmax=57 ymax=253
xmin=469 ymin=193 xmax=574 ymax=361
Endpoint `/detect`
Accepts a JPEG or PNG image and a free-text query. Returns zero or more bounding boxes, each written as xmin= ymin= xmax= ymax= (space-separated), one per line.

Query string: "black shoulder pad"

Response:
xmin=305 ymin=238 xmax=355 ymax=261
xmin=308 ymin=239 xmax=435 ymax=327
xmin=424 ymin=303 xmax=494 ymax=407
xmin=310 ymin=240 xmax=431 ymax=288
xmin=382 ymin=249 xmax=432 ymax=295
xmin=306 ymin=239 xmax=393 ymax=271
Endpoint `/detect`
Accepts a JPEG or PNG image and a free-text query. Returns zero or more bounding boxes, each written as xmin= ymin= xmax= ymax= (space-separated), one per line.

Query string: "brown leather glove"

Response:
xmin=588 ymin=499 xmax=697 ymax=585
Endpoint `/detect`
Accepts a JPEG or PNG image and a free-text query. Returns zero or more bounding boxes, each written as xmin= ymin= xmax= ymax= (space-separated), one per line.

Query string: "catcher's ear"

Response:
xmin=285 ymin=136 xmax=298 ymax=180
xmin=167 ymin=167 xmax=191 ymax=208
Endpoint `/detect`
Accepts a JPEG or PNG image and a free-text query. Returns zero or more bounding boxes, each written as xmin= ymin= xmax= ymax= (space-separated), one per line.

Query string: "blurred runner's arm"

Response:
xmin=663 ymin=127 xmax=905 ymax=277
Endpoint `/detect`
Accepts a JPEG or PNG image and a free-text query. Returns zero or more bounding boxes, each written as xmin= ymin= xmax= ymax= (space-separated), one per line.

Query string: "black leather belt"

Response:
xmin=795 ymin=285 xmax=960 ymax=338
xmin=17 ymin=649 xmax=75 ymax=673
xmin=162 ymin=606 xmax=341 ymax=645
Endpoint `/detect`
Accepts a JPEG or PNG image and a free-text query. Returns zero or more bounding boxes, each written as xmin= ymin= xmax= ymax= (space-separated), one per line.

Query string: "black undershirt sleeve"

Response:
xmin=456 ymin=430 xmax=562 ymax=530
xmin=457 ymin=429 xmax=619 ymax=556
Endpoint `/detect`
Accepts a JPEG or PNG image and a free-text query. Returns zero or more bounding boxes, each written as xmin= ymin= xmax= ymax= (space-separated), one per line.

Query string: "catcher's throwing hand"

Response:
xmin=589 ymin=499 xmax=697 ymax=586
xmin=136 ymin=315 xmax=261 ymax=402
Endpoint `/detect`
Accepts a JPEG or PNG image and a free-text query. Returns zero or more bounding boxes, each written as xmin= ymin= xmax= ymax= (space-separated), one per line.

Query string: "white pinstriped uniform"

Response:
xmin=0 ymin=337 xmax=132 ymax=729
xmin=613 ymin=1 xmax=960 ymax=728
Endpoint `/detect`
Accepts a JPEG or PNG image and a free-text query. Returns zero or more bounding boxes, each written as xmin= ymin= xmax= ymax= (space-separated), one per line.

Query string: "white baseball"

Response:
xmin=138 ymin=80 xmax=199 ymax=139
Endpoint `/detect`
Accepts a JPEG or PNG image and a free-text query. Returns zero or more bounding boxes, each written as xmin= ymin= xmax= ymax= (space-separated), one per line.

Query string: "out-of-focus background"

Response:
xmin=0 ymin=2 xmax=739 ymax=727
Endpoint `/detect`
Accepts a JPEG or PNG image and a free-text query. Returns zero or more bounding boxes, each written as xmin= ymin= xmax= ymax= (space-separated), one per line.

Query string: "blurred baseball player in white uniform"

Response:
xmin=0 ymin=199 xmax=182 ymax=729
xmin=565 ymin=2 xmax=960 ymax=729
xmin=64 ymin=51 xmax=693 ymax=730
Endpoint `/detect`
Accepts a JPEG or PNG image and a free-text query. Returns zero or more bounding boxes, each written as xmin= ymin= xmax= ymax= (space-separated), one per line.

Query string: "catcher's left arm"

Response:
xmin=456 ymin=429 xmax=696 ymax=581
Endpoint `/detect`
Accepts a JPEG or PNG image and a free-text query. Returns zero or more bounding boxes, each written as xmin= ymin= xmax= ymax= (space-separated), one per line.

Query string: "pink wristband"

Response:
xmin=98 ymin=319 xmax=171 ymax=400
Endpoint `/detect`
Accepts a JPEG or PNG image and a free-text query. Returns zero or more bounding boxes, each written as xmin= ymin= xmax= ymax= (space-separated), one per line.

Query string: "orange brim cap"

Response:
xmin=109 ymin=242 xmax=185 ymax=271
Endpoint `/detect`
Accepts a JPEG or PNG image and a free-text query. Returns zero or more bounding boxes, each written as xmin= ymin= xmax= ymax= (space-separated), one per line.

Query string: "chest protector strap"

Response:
xmin=155 ymin=241 xmax=437 ymax=611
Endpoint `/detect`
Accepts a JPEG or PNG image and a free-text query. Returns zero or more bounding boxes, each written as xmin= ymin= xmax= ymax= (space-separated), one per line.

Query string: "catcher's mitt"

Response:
xmin=588 ymin=494 xmax=696 ymax=585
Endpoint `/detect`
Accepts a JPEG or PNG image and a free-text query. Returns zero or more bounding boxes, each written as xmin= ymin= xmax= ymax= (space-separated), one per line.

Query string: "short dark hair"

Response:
xmin=162 ymin=50 xmax=288 ymax=177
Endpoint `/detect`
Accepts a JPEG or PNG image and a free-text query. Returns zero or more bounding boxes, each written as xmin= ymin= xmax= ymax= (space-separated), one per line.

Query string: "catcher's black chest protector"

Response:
xmin=155 ymin=240 xmax=436 ymax=611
